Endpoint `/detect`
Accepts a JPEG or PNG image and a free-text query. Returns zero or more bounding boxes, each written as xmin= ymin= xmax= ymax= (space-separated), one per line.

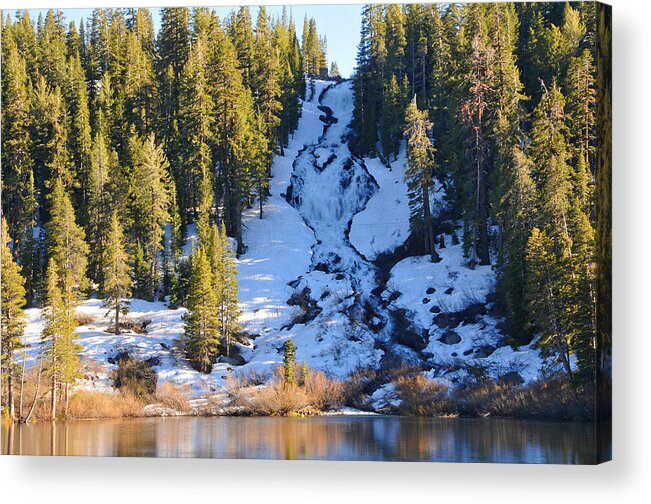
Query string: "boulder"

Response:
xmin=439 ymin=330 xmax=461 ymax=345
xmin=473 ymin=345 xmax=495 ymax=358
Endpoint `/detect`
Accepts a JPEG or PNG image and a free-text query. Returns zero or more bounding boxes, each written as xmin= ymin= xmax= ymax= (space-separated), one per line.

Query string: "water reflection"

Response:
xmin=1 ymin=416 xmax=606 ymax=464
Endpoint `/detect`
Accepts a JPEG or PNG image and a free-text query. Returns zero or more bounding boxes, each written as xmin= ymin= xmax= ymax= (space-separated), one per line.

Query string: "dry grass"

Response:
xmin=453 ymin=377 xmax=594 ymax=420
xmin=390 ymin=372 xmax=594 ymax=421
xmin=74 ymin=312 xmax=96 ymax=327
xmin=66 ymin=390 xmax=146 ymax=419
xmin=227 ymin=365 xmax=344 ymax=416
xmin=392 ymin=375 xmax=457 ymax=416
xmin=155 ymin=382 xmax=191 ymax=412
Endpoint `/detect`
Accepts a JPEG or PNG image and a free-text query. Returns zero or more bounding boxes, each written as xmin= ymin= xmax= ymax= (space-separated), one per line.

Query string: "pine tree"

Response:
xmin=329 ymin=61 xmax=340 ymax=78
xmin=1 ymin=36 xmax=36 ymax=268
xmin=230 ymin=7 xmax=255 ymax=89
xmin=102 ymin=210 xmax=132 ymax=334
xmin=565 ymin=48 xmax=596 ymax=185
xmin=86 ymin=132 xmax=117 ymax=286
xmin=385 ymin=4 xmax=406 ymax=81
xmin=205 ymin=224 xmax=240 ymax=358
xmin=38 ymin=10 xmax=67 ymax=89
xmin=182 ymin=247 xmax=220 ymax=373
xmin=403 ymin=96 xmax=440 ymax=262
xmin=487 ymin=2 xmax=534 ymax=344
xmin=64 ymin=54 xmax=92 ymax=214
xmin=46 ymin=178 xmax=89 ymax=302
xmin=380 ymin=74 xmax=403 ymax=161
xmin=129 ymin=132 xmax=171 ymax=300
xmin=220 ymin=225 xmax=240 ymax=357
xmin=525 ymin=228 xmax=573 ymax=379
xmin=207 ymin=23 xmax=258 ymax=251
xmin=283 ymin=338 xmax=296 ymax=384
xmin=179 ymin=33 xmax=214 ymax=224
xmin=42 ymin=258 xmax=81 ymax=419
xmin=460 ymin=15 xmax=494 ymax=266
xmin=123 ymin=28 xmax=158 ymax=135
xmin=1 ymin=219 xmax=27 ymax=421
xmin=30 ymin=76 xmax=74 ymax=196
xmin=157 ymin=7 xmax=190 ymax=177
xmin=253 ymin=6 xmax=282 ymax=197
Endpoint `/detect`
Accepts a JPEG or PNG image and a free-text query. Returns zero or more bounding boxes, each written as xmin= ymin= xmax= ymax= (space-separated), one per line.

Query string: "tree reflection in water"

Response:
xmin=1 ymin=416 xmax=605 ymax=464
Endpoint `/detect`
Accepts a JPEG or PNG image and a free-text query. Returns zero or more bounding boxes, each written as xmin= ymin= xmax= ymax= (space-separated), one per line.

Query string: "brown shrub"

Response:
xmin=228 ymin=366 xmax=344 ymax=416
xmin=155 ymin=382 xmax=191 ymax=412
xmin=304 ymin=370 xmax=344 ymax=410
xmin=454 ymin=377 xmax=594 ymax=421
xmin=341 ymin=367 xmax=378 ymax=409
xmin=390 ymin=371 xmax=594 ymax=421
xmin=74 ymin=312 xmax=96 ymax=327
xmin=392 ymin=375 xmax=456 ymax=416
xmin=112 ymin=355 xmax=158 ymax=397
xmin=66 ymin=390 xmax=146 ymax=419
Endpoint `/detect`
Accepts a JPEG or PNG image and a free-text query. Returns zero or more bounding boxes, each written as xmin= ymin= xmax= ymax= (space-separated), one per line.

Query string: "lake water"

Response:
xmin=1 ymin=415 xmax=608 ymax=464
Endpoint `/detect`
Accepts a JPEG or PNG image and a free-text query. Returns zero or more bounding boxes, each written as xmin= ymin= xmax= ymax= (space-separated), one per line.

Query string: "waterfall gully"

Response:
xmin=285 ymin=81 xmax=425 ymax=376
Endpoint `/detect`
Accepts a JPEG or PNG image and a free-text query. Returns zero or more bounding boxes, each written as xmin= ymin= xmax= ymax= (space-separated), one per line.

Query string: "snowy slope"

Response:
xmin=349 ymin=153 xmax=411 ymax=261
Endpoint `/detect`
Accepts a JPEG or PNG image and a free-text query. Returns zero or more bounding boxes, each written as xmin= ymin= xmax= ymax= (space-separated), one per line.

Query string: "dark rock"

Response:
xmin=317 ymin=105 xmax=333 ymax=116
xmin=314 ymin=262 xmax=329 ymax=273
xmin=422 ymin=298 xmax=430 ymax=304
xmin=335 ymin=273 xmax=346 ymax=281
xmin=146 ymin=356 xmax=161 ymax=367
xmin=463 ymin=349 xmax=473 ymax=356
xmin=362 ymin=300 xmax=385 ymax=333
xmin=287 ymin=287 xmax=322 ymax=327
xmin=219 ymin=354 xmax=245 ymax=366
xmin=473 ymin=345 xmax=495 ymax=358
xmin=433 ymin=313 xmax=461 ymax=329
xmin=387 ymin=291 xmax=401 ymax=302
xmin=287 ymin=279 xmax=301 ymax=289
xmin=459 ymin=303 xmax=487 ymax=325
xmin=426 ymin=287 xmax=436 ymax=295
xmin=159 ymin=343 xmax=170 ymax=350
xmin=285 ymin=184 xmax=294 ymax=204
xmin=429 ymin=305 xmax=441 ymax=314
xmin=498 ymin=371 xmax=524 ymax=386
xmin=451 ymin=352 xmax=458 ymax=357
xmin=444 ymin=287 xmax=454 ymax=295
xmin=439 ymin=330 xmax=461 ymax=345
xmin=391 ymin=308 xmax=428 ymax=351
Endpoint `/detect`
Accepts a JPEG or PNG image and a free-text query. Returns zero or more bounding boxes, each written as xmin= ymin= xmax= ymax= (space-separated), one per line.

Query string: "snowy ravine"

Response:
xmin=20 ymin=79 xmax=544 ymax=403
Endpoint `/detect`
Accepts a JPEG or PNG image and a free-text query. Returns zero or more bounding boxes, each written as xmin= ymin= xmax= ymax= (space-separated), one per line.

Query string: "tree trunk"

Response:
xmin=150 ymin=247 xmax=157 ymax=301
xmin=8 ymin=366 xmax=15 ymax=421
xmin=235 ymin=191 xmax=243 ymax=255
xmin=476 ymin=129 xmax=491 ymax=266
xmin=115 ymin=298 xmax=120 ymax=335
xmin=24 ymin=359 xmax=42 ymax=424
xmin=422 ymin=185 xmax=440 ymax=262
xmin=50 ymin=375 xmax=57 ymax=421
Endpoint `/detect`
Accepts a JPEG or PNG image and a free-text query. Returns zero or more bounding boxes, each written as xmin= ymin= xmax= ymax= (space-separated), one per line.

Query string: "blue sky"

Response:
xmin=21 ymin=4 xmax=362 ymax=77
